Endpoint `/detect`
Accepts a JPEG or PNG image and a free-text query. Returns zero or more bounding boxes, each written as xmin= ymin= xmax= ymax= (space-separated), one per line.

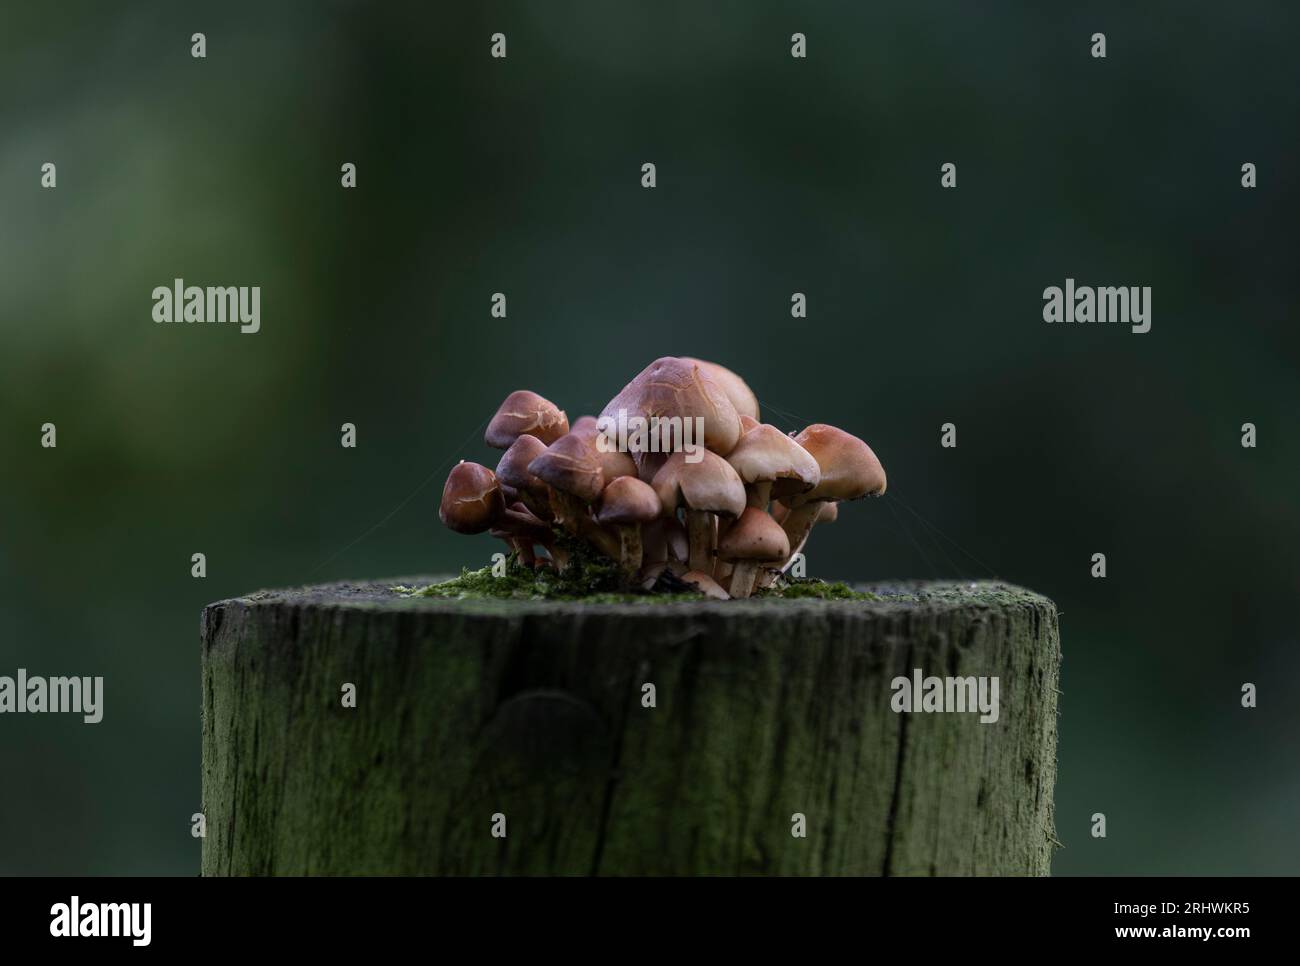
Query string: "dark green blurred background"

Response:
xmin=2 ymin=1 xmax=1297 ymax=874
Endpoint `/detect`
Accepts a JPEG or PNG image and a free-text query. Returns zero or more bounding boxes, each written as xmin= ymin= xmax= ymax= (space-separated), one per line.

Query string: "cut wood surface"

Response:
xmin=201 ymin=578 xmax=1060 ymax=875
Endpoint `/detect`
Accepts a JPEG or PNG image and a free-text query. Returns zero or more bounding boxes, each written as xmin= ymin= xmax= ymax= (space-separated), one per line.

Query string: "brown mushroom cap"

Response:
xmin=495 ymin=434 xmax=548 ymax=494
xmin=718 ymin=506 xmax=791 ymax=562
xmin=439 ymin=461 xmax=505 ymax=533
xmin=527 ymin=432 xmax=604 ymax=503
xmin=485 ymin=390 xmax=569 ymax=449
xmin=681 ymin=570 xmax=729 ymax=600
xmin=651 ymin=450 xmax=746 ymax=519
xmin=572 ymin=416 xmax=638 ymax=482
xmin=596 ymin=476 xmax=662 ymax=526
xmin=601 ymin=357 xmax=742 ymax=457
xmin=726 ymin=423 xmax=821 ymax=497
xmin=784 ymin=424 xmax=887 ymax=506
xmin=680 ymin=357 xmax=760 ymax=421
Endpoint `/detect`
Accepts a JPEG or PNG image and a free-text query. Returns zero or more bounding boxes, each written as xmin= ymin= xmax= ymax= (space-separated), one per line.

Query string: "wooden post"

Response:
xmin=201 ymin=579 xmax=1059 ymax=875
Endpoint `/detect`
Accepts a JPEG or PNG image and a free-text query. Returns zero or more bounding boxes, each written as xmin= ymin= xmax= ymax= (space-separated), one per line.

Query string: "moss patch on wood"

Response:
xmin=393 ymin=537 xmax=667 ymax=603
xmin=767 ymin=578 xmax=880 ymax=601
xmin=393 ymin=552 xmax=879 ymax=603
xmin=394 ymin=565 xmax=692 ymax=604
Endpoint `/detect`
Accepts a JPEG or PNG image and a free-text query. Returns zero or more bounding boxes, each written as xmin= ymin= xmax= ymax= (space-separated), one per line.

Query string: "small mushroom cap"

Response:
xmin=495 ymin=434 xmax=549 ymax=493
xmin=601 ymin=357 xmax=742 ymax=456
xmin=571 ymin=416 xmax=638 ymax=482
xmin=680 ymin=357 xmax=760 ymax=421
xmin=726 ymin=423 xmax=821 ymax=496
xmin=596 ymin=475 xmax=662 ymax=526
xmin=681 ymin=570 xmax=730 ymax=600
xmin=651 ymin=450 xmax=746 ymax=518
xmin=785 ymin=424 xmax=887 ymax=507
xmin=527 ymin=432 xmax=604 ymax=503
xmin=486 ymin=390 xmax=569 ymax=449
xmin=718 ymin=506 xmax=791 ymax=562
xmin=439 ymin=461 xmax=505 ymax=534
xmin=599 ymin=451 xmax=637 ymax=482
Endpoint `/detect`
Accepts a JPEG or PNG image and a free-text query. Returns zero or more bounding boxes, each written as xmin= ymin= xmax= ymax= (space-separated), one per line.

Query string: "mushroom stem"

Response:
xmin=544 ymin=540 xmax=569 ymax=570
xmin=747 ymin=480 xmax=773 ymax=510
xmin=617 ymin=525 xmax=643 ymax=578
xmin=497 ymin=536 xmax=520 ymax=563
xmin=665 ymin=518 xmax=689 ymax=563
xmin=575 ymin=515 xmax=623 ymax=563
xmin=757 ymin=502 xmax=822 ymax=589
xmin=642 ymin=521 xmax=668 ymax=565
xmin=547 ymin=488 xmax=622 ymax=561
xmin=729 ymin=560 xmax=760 ymax=598
xmin=548 ymin=488 xmax=585 ymax=535
xmin=686 ymin=509 xmax=714 ymax=574
xmin=513 ymin=539 xmax=536 ymax=568
xmin=778 ymin=503 xmax=822 ymax=568
xmin=519 ymin=490 xmax=554 ymax=523
xmin=713 ymin=517 xmax=734 ymax=581
xmin=545 ymin=488 xmax=622 ymax=568
xmin=787 ymin=522 xmax=816 ymax=563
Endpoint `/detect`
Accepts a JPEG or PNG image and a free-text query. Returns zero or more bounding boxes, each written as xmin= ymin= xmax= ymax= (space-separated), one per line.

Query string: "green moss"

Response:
xmin=393 ymin=550 xmax=884 ymax=604
xmin=763 ymin=578 xmax=881 ymax=601
xmin=393 ymin=539 xmax=694 ymax=603
xmin=393 ymin=564 xmax=688 ymax=604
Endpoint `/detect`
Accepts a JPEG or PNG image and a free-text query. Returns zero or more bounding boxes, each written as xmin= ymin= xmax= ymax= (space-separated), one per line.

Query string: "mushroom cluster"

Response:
xmin=438 ymin=357 xmax=886 ymax=599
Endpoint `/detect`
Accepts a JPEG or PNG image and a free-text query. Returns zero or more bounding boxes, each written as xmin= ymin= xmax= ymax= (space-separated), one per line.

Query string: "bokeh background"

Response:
xmin=2 ymin=0 xmax=1296 ymax=875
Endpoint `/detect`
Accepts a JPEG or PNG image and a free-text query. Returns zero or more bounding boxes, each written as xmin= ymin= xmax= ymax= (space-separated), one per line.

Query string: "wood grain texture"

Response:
xmin=200 ymin=578 xmax=1059 ymax=875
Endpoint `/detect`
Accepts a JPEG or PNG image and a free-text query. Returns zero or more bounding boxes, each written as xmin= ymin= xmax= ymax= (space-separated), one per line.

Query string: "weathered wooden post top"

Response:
xmin=201 ymin=577 xmax=1060 ymax=875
